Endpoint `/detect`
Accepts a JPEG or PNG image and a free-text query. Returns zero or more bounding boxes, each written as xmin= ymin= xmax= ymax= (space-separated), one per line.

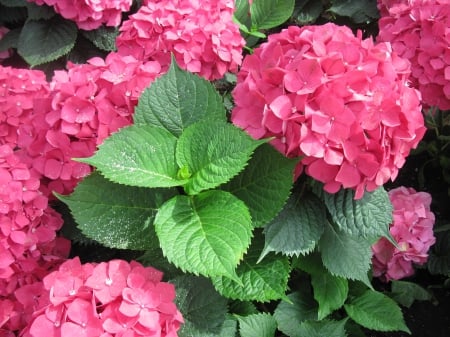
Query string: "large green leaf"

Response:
xmin=154 ymin=191 xmax=253 ymax=281
xmin=323 ymin=187 xmax=392 ymax=239
xmin=56 ymin=172 xmax=175 ymax=250
xmin=318 ymin=223 xmax=372 ymax=287
xmin=295 ymin=253 xmax=348 ymax=319
xmin=211 ymin=233 xmax=290 ymax=302
xmin=250 ymin=0 xmax=295 ymax=30
xmin=238 ymin=313 xmax=277 ymax=337
xmin=344 ymin=290 xmax=410 ymax=333
xmin=172 ymin=275 xmax=231 ymax=337
xmin=26 ymin=3 xmax=55 ymax=20
xmin=311 ymin=272 xmax=348 ymax=320
xmin=293 ymin=0 xmax=323 ymax=24
xmin=390 ymin=281 xmax=431 ymax=308
xmin=295 ymin=319 xmax=348 ymax=337
xmin=79 ymin=125 xmax=185 ymax=188
xmin=82 ymin=26 xmax=118 ymax=51
xmin=17 ymin=17 xmax=77 ymax=66
xmin=134 ymin=58 xmax=226 ymax=137
xmin=328 ymin=0 xmax=379 ymax=23
xmin=222 ymin=144 xmax=297 ymax=228
xmin=274 ymin=290 xmax=318 ymax=337
xmin=0 ymin=0 xmax=27 ymax=7
xmin=176 ymin=120 xmax=266 ymax=195
xmin=260 ymin=193 xmax=325 ymax=260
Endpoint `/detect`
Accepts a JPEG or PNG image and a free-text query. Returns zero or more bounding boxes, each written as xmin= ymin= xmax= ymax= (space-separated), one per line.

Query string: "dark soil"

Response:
xmin=368 ymin=275 xmax=450 ymax=337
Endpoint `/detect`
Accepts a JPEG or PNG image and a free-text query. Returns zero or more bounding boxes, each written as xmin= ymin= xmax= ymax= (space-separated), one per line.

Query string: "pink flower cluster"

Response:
xmin=27 ymin=0 xmax=133 ymax=30
xmin=0 ymin=145 xmax=70 ymax=333
xmin=21 ymin=258 xmax=183 ymax=337
xmin=116 ymin=0 xmax=245 ymax=80
xmin=231 ymin=23 xmax=426 ymax=198
xmin=377 ymin=0 xmax=450 ymax=110
xmin=372 ymin=186 xmax=436 ymax=281
xmin=0 ymin=53 xmax=162 ymax=333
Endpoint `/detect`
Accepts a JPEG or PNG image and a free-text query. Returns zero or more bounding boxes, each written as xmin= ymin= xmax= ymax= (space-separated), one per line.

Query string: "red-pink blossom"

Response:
xmin=377 ymin=0 xmax=450 ymax=110
xmin=372 ymin=186 xmax=436 ymax=281
xmin=27 ymin=0 xmax=133 ymax=30
xmin=0 ymin=66 xmax=50 ymax=149
xmin=22 ymin=258 xmax=184 ymax=337
xmin=0 ymin=145 xmax=70 ymax=332
xmin=116 ymin=0 xmax=245 ymax=80
xmin=231 ymin=23 xmax=426 ymax=198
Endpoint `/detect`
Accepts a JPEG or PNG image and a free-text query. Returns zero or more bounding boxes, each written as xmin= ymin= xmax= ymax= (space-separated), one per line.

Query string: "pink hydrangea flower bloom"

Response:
xmin=22 ymin=258 xmax=184 ymax=337
xmin=372 ymin=186 xmax=436 ymax=281
xmin=27 ymin=0 xmax=133 ymax=30
xmin=231 ymin=23 xmax=426 ymax=198
xmin=377 ymin=0 xmax=450 ymax=110
xmin=116 ymin=0 xmax=245 ymax=80
xmin=0 ymin=146 xmax=70 ymax=333
xmin=0 ymin=66 xmax=50 ymax=148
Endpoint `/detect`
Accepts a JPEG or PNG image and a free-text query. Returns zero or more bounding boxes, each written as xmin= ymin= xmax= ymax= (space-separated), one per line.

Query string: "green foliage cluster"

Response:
xmin=59 ymin=58 xmax=412 ymax=336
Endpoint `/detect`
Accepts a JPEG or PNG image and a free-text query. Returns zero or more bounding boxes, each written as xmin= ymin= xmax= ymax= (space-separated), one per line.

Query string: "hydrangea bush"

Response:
xmin=0 ymin=0 xmax=447 ymax=336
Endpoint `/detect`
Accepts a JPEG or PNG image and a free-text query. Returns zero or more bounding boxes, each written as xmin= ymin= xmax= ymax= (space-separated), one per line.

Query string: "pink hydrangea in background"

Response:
xmin=0 ymin=145 xmax=70 ymax=333
xmin=0 ymin=66 xmax=50 ymax=149
xmin=116 ymin=0 xmax=245 ymax=80
xmin=372 ymin=186 xmax=436 ymax=281
xmin=377 ymin=0 xmax=450 ymax=110
xmin=21 ymin=257 xmax=184 ymax=337
xmin=231 ymin=23 xmax=426 ymax=199
xmin=27 ymin=0 xmax=133 ymax=30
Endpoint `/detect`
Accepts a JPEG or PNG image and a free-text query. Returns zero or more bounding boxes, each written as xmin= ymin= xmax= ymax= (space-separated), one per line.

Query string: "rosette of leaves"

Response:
xmin=59 ymin=58 xmax=410 ymax=336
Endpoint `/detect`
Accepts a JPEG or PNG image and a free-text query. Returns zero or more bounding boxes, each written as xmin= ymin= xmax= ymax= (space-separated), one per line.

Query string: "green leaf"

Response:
xmin=312 ymin=272 xmax=348 ymax=320
xmin=172 ymin=275 xmax=230 ymax=336
xmin=0 ymin=0 xmax=27 ymax=6
xmin=17 ymin=17 xmax=77 ymax=67
xmin=154 ymin=191 xmax=253 ymax=281
xmin=80 ymin=125 xmax=185 ymax=188
xmin=211 ymin=233 xmax=290 ymax=302
xmin=318 ymin=222 xmax=372 ymax=287
xmin=238 ymin=313 xmax=277 ymax=337
xmin=260 ymin=193 xmax=325 ymax=260
xmin=222 ymin=144 xmax=296 ymax=228
xmin=323 ymin=187 xmax=392 ymax=239
xmin=428 ymin=230 xmax=450 ymax=275
xmin=180 ymin=316 xmax=238 ymax=337
xmin=328 ymin=0 xmax=379 ymax=23
xmin=344 ymin=290 xmax=410 ymax=333
xmin=234 ymin=0 xmax=250 ymax=25
xmin=274 ymin=290 xmax=318 ymax=337
xmin=56 ymin=172 xmax=176 ymax=250
xmin=390 ymin=281 xmax=431 ymax=308
xmin=26 ymin=3 xmax=55 ymax=20
xmin=295 ymin=253 xmax=348 ymax=319
xmin=229 ymin=301 xmax=258 ymax=316
xmin=296 ymin=319 xmax=348 ymax=337
xmin=0 ymin=5 xmax=26 ymax=24
xmin=0 ymin=28 xmax=21 ymax=51
xmin=250 ymin=0 xmax=295 ymax=30
xmin=176 ymin=120 xmax=266 ymax=195
xmin=81 ymin=26 xmax=118 ymax=51
xmin=134 ymin=57 xmax=226 ymax=137
xmin=294 ymin=0 xmax=323 ymax=24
